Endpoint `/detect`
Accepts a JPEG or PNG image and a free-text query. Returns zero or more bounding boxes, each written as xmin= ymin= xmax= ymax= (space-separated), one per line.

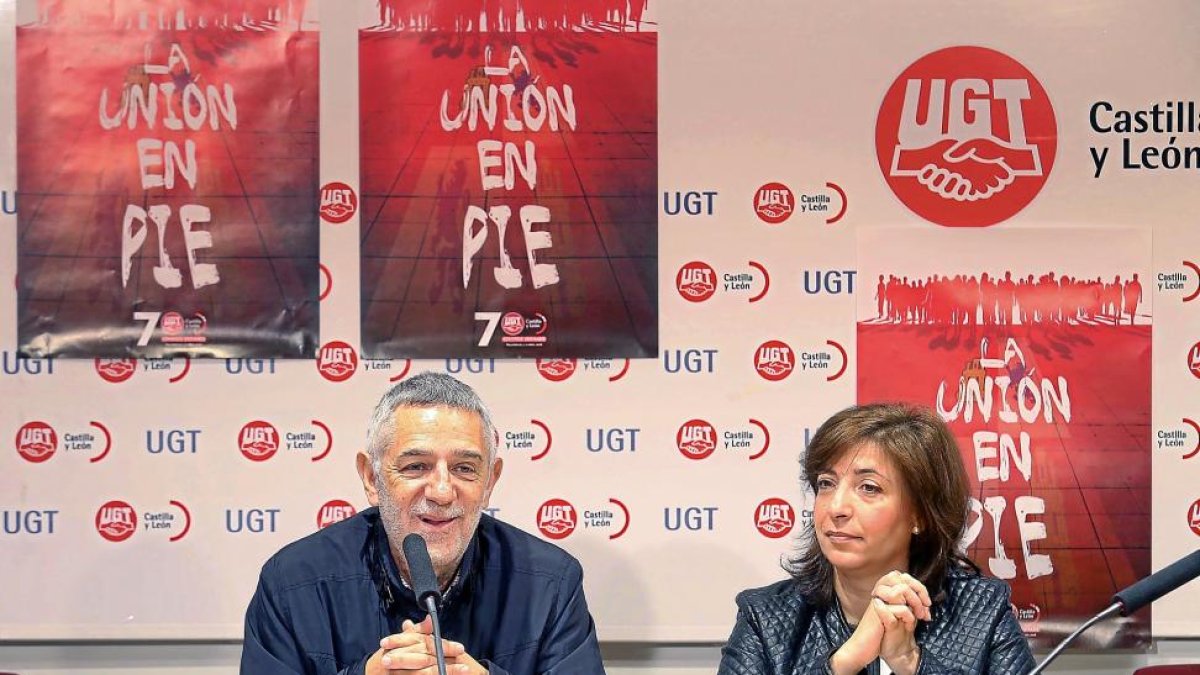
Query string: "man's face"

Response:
xmin=359 ymin=405 xmax=502 ymax=581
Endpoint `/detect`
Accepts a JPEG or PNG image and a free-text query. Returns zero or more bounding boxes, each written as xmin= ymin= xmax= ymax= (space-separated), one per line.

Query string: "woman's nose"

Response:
xmin=827 ymin=485 xmax=852 ymax=517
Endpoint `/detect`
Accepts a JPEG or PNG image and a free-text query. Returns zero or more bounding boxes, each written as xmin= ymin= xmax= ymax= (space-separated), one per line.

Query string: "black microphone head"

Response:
xmin=1113 ymin=549 xmax=1200 ymax=616
xmin=402 ymin=533 xmax=442 ymax=606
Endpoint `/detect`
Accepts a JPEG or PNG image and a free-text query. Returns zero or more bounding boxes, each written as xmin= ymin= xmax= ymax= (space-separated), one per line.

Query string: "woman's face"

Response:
xmin=813 ymin=442 xmax=917 ymax=582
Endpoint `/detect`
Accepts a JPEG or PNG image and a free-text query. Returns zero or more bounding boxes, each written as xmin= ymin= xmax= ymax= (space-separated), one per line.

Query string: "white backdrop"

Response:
xmin=1 ymin=0 xmax=1199 ymax=647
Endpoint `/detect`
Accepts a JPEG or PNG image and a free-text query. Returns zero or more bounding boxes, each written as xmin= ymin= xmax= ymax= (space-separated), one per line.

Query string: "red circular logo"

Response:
xmin=16 ymin=421 xmax=57 ymax=463
xmin=239 ymin=420 xmax=280 ymax=462
xmin=94 ymin=358 xmax=136 ymax=383
xmin=1189 ymin=498 xmax=1200 ymax=537
xmin=876 ymin=46 xmax=1056 ymax=227
xmin=1188 ymin=341 xmax=1200 ymax=379
xmin=676 ymin=261 xmax=717 ymax=302
xmin=754 ymin=182 xmax=795 ymax=224
xmin=317 ymin=341 xmax=358 ymax=382
xmin=501 ymin=312 xmax=526 ymax=336
xmin=677 ymin=419 xmax=717 ymax=460
xmin=536 ymin=359 xmax=577 ymax=382
xmin=96 ymin=500 xmax=138 ymax=542
xmin=320 ymin=182 xmax=358 ymax=224
xmin=755 ymin=497 xmax=795 ymax=539
xmin=754 ymin=340 xmax=795 ymax=381
xmin=161 ymin=312 xmax=184 ymax=336
xmin=537 ymin=499 xmax=577 ymax=540
xmin=317 ymin=500 xmax=357 ymax=529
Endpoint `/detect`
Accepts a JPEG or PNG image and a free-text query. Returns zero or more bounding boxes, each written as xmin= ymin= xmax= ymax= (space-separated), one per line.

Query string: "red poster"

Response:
xmin=857 ymin=228 xmax=1152 ymax=649
xmin=358 ymin=2 xmax=658 ymax=358
xmin=16 ymin=2 xmax=319 ymax=358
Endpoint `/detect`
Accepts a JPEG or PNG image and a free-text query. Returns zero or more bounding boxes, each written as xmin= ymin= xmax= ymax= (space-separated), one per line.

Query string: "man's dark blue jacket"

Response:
xmin=241 ymin=508 xmax=604 ymax=675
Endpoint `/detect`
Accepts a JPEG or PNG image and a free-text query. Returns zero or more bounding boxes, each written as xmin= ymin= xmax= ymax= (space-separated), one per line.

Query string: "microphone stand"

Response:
xmin=1028 ymin=602 xmax=1121 ymax=675
xmin=402 ymin=534 xmax=449 ymax=675
xmin=1029 ymin=549 xmax=1200 ymax=673
xmin=422 ymin=593 xmax=448 ymax=675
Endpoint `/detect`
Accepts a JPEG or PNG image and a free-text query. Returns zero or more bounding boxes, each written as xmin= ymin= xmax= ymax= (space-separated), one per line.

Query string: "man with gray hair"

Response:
xmin=241 ymin=372 xmax=604 ymax=675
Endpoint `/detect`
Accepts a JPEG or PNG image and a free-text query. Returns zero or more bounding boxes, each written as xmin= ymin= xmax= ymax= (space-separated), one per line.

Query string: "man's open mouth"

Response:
xmin=418 ymin=515 xmax=458 ymax=529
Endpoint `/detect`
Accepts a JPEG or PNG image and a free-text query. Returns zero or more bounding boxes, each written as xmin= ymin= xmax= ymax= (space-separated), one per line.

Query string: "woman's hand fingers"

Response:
xmin=897 ymin=572 xmax=932 ymax=608
xmin=872 ymin=598 xmax=918 ymax=632
xmin=874 ymin=572 xmax=932 ymax=621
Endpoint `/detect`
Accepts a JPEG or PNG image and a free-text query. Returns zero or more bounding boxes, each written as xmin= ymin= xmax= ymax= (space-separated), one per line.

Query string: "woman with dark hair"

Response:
xmin=719 ymin=403 xmax=1035 ymax=675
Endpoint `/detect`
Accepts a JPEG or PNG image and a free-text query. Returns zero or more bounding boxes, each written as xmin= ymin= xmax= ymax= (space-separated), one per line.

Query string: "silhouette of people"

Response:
xmin=875 ymin=275 xmax=886 ymax=320
xmin=354 ymin=0 xmax=655 ymax=31
xmin=1123 ymin=273 xmax=1142 ymax=325
xmin=869 ymin=269 xmax=1149 ymax=327
xmin=629 ymin=0 xmax=649 ymax=30
xmin=31 ymin=0 xmax=317 ymax=29
xmin=998 ymin=271 xmax=1015 ymax=325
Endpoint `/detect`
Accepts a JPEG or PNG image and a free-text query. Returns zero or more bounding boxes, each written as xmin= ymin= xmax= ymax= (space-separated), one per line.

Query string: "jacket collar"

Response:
xmin=370 ymin=508 xmax=483 ymax=612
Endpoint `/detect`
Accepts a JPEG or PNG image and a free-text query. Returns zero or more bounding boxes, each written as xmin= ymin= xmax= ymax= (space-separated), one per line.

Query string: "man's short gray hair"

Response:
xmin=365 ymin=371 xmax=498 ymax=470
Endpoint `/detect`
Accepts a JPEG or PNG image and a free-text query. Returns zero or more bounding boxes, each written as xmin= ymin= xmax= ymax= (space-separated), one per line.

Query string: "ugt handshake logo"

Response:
xmin=876 ymin=46 xmax=1057 ymax=228
xmin=892 ymin=134 xmax=1040 ymax=203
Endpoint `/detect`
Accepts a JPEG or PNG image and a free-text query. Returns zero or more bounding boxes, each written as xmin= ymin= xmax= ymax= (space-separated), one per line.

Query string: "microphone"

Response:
xmin=1113 ymin=549 xmax=1200 ymax=615
xmin=402 ymin=534 xmax=447 ymax=675
xmin=1030 ymin=549 xmax=1200 ymax=674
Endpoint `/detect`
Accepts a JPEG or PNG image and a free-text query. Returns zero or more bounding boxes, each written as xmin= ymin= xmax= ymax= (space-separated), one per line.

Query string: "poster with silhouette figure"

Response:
xmin=15 ymin=0 xmax=319 ymax=358
xmin=359 ymin=0 xmax=658 ymax=358
xmin=857 ymin=227 xmax=1152 ymax=649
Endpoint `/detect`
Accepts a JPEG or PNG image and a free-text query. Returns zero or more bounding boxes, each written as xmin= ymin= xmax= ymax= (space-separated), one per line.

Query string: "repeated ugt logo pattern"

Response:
xmin=536 ymin=359 xmax=577 ymax=382
xmin=320 ymin=182 xmax=358 ymax=224
xmin=95 ymin=358 xmax=137 ymax=383
xmin=16 ymin=421 xmax=57 ymax=463
xmin=239 ymin=421 xmax=280 ymax=461
xmin=317 ymin=341 xmax=358 ymax=382
xmin=318 ymin=500 xmax=357 ymax=529
xmin=755 ymin=340 xmax=795 ymax=382
xmin=876 ymin=46 xmax=1056 ymax=227
xmin=537 ymin=499 xmax=577 ymax=540
xmin=96 ymin=500 xmax=138 ymax=542
xmin=676 ymin=262 xmax=717 ymax=302
xmin=677 ymin=419 xmax=717 ymax=460
xmin=755 ymin=497 xmax=795 ymax=539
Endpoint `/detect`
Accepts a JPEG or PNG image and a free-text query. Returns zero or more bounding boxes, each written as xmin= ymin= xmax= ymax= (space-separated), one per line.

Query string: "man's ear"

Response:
xmin=356 ymin=451 xmax=380 ymax=507
xmin=483 ymin=457 xmax=504 ymax=507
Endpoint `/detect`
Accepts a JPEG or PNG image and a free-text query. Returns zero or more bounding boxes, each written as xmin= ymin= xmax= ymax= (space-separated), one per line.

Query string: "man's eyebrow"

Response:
xmin=393 ymin=448 xmax=484 ymax=461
